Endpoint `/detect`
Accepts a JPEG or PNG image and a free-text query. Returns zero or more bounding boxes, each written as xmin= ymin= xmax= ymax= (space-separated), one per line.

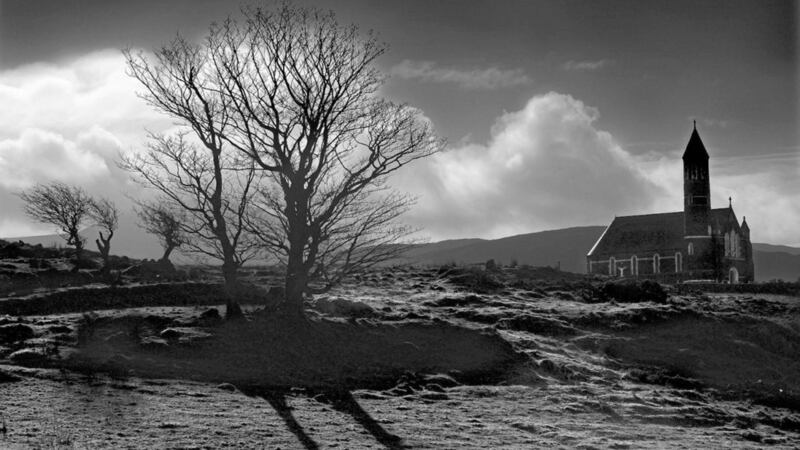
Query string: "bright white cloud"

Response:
xmin=0 ymin=49 xmax=166 ymax=239
xmin=392 ymin=91 xmax=800 ymax=247
xmin=394 ymin=92 xmax=666 ymax=239
xmin=0 ymin=127 xmax=123 ymax=190
xmin=0 ymin=50 xmax=170 ymax=144
xmin=390 ymin=60 xmax=531 ymax=89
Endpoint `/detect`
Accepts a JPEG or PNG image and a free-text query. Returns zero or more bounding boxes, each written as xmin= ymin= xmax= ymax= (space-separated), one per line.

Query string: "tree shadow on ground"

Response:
xmin=61 ymin=312 xmax=524 ymax=448
xmin=240 ymin=387 xmax=404 ymax=449
xmin=328 ymin=390 xmax=405 ymax=449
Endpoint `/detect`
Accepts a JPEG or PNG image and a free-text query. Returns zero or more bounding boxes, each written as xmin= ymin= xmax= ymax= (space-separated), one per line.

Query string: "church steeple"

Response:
xmin=683 ymin=124 xmax=711 ymax=236
xmin=683 ymin=121 xmax=710 ymax=162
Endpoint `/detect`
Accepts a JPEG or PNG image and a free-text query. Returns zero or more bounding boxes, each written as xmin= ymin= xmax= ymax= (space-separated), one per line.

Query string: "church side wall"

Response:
xmin=587 ymin=248 xmax=685 ymax=280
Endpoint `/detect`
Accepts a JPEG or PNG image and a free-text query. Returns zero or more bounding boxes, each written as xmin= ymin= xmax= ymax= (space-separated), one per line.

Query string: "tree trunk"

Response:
xmin=281 ymin=185 xmax=310 ymax=319
xmin=160 ymin=244 xmax=175 ymax=263
xmin=283 ymin=256 xmax=307 ymax=317
xmin=222 ymin=259 xmax=243 ymax=320
xmin=96 ymin=234 xmax=111 ymax=275
xmin=72 ymin=241 xmax=83 ymax=273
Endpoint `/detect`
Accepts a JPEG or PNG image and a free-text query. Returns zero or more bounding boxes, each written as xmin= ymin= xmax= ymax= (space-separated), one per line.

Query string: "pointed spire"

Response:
xmin=693 ymin=119 xmax=696 ymax=130
xmin=729 ymin=196 xmax=732 ymax=208
xmin=683 ymin=123 xmax=709 ymax=161
xmin=741 ymin=216 xmax=750 ymax=232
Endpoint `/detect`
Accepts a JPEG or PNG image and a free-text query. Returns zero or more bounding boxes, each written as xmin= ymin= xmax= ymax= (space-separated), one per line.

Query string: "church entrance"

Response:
xmin=729 ymin=267 xmax=739 ymax=284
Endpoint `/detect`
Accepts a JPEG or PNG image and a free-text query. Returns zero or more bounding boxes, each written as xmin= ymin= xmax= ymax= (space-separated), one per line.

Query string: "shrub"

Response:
xmin=597 ymin=279 xmax=668 ymax=304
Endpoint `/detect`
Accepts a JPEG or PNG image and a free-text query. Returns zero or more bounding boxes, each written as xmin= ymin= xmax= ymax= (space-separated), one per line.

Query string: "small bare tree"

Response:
xmin=135 ymin=200 xmax=187 ymax=263
xmin=18 ymin=182 xmax=93 ymax=271
xmin=120 ymin=133 xmax=260 ymax=318
xmin=89 ymin=197 xmax=119 ymax=273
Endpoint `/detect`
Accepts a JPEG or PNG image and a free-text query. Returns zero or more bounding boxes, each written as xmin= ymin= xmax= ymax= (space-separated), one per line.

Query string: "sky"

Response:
xmin=0 ymin=0 xmax=798 ymax=251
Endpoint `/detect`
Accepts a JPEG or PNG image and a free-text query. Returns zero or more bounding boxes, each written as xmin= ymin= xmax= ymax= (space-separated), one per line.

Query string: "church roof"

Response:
xmin=682 ymin=125 xmax=709 ymax=161
xmin=587 ymin=208 xmax=734 ymax=257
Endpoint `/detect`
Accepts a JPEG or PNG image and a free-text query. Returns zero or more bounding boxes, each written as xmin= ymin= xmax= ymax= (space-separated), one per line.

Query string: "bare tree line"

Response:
xmin=19 ymin=3 xmax=443 ymax=320
xmin=17 ymin=183 xmax=120 ymax=274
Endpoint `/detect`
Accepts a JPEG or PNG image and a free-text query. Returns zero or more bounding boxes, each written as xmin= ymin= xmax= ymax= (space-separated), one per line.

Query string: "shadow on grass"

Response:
xmin=243 ymin=388 xmax=320 ymax=450
xmin=59 ymin=312 xmax=524 ymax=448
xmin=240 ymin=387 xmax=404 ymax=449
xmin=328 ymin=390 xmax=405 ymax=449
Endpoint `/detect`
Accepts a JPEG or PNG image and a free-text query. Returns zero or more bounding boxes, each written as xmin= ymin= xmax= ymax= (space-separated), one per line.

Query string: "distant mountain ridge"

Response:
xmin=2 ymin=221 xmax=166 ymax=261
xmin=398 ymin=226 xmax=605 ymax=273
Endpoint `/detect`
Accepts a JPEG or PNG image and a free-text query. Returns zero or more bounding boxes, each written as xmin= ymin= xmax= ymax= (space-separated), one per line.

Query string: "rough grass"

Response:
xmin=63 ymin=311 xmax=525 ymax=390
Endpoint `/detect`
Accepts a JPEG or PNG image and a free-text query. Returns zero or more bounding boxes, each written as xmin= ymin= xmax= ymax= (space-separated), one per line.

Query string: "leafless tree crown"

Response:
xmin=135 ymin=199 xmax=188 ymax=262
xmin=122 ymin=3 xmax=443 ymax=312
xmin=18 ymin=183 xmax=92 ymax=248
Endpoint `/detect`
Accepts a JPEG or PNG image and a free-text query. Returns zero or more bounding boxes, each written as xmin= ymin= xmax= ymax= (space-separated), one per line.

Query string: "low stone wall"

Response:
xmin=0 ymin=282 xmax=267 ymax=316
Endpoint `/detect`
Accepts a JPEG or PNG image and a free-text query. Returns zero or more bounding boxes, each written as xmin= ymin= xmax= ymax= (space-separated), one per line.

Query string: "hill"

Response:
xmin=753 ymin=243 xmax=800 ymax=256
xmin=754 ymin=251 xmax=800 ymax=282
xmin=398 ymin=226 xmax=800 ymax=282
xmin=396 ymin=226 xmax=606 ymax=273
xmin=1 ymin=220 xmax=166 ymax=261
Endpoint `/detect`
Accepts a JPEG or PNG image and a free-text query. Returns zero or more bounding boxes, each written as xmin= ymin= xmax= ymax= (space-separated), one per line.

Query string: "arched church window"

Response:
xmin=631 ymin=255 xmax=638 ymax=276
xmin=725 ymin=232 xmax=731 ymax=256
xmin=653 ymin=254 xmax=660 ymax=274
xmin=609 ymin=257 xmax=616 ymax=276
xmin=688 ymin=243 xmax=694 ymax=255
xmin=675 ymin=252 xmax=682 ymax=272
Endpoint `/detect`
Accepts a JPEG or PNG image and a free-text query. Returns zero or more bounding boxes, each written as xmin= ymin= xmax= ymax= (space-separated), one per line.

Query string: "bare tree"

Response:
xmin=124 ymin=4 xmax=443 ymax=317
xmin=18 ymin=182 xmax=93 ymax=271
xmin=120 ymin=133 xmax=259 ymax=318
xmin=135 ymin=200 xmax=187 ymax=263
xmin=89 ymin=197 xmax=119 ymax=273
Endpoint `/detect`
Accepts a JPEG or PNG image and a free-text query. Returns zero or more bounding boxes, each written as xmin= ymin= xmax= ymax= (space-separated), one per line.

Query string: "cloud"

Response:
xmin=640 ymin=151 xmax=800 ymax=246
xmin=562 ymin=59 xmax=611 ymax=71
xmin=0 ymin=49 xmax=167 ymax=238
xmin=0 ymin=50 xmax=170 ymax=144
xmin=392 ymin=91 xmax=800 ymax=247
xmin=390 ymin=60 xmax=531 ymax=89
xmin=394 ymin=92 xmax=666 ymax=239
xmin=0 ymin=127 xmax=118 ymax=190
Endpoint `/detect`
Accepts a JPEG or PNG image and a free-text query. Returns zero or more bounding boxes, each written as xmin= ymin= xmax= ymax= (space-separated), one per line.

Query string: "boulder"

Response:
xmin=8 ymin=348 xmax=48 ymax=366
xmin=421 ymin=373 xmax=461 ymax=388
xmin=197 ymin=308 xmax=223 ymax=326
xmin=159 ymin=327 xmax=214 ymax=346
xmin=217 ymin=382 xmax=237 ymax=392
xmin=0 ymin=323 xmax=35 ymax=344
xmin=0 ymin=315 xmax=16 ymax=325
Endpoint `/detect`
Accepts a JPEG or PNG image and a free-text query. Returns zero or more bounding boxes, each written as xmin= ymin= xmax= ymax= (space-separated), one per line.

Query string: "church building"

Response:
xmin=586 ymin=124 xmax=754 ymax=283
